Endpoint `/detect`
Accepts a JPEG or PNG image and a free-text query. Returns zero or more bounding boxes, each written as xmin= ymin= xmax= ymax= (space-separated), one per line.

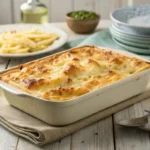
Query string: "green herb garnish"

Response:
xmin=69 ymin=10 xmax=97 ymax=20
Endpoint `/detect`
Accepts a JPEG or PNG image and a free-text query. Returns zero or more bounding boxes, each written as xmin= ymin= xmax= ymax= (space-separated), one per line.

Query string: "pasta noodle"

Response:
xmin=0 ymin=29 xmax=60 ymax=54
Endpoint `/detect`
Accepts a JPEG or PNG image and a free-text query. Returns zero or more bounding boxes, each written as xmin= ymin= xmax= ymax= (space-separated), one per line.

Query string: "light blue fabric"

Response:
xmin=63 ymin=29 xmax=150 ymax=60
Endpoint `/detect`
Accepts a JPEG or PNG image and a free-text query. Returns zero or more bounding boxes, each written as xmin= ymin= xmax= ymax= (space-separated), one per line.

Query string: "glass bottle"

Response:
xmin=20 ymin=0 xmax=48 ymax=24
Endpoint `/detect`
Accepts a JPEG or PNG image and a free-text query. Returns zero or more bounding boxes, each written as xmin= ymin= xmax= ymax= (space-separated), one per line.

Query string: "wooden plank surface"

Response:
xmin=113 ymin=101 xmax=150 ymax=150
xmin=17 ymin=136 xmax=71 ymax=150
xmin=1 ymin=0 xmax=150 ymax=23
xmin=5 ymin=0 xmax=132 ymax=23
xmin=0 ymin=127 xmax=18 ymax=150
xmin=0 ymin=0 xmax=12 ymax=24
xmin=74 ymin=0 xmax=95 ymax=11
xmin=131 ymin=0 xmax=150 ymax=4
xmin=71 ymin=117 xmax=114 ymax=150
xmin=95 ymin=0 xmax=126 ymax=19
xmin=50 ymin=0 xmax=73 ymax=22
xmin=71 ymin=123 xmax=98 ymax=150
xmin=12 ymin=0 xmax=26 ymax=23
xmin=97 ymin=117 xmax=114 ymax=150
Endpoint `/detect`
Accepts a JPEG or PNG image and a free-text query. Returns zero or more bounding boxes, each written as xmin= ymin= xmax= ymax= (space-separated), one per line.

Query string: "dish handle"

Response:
xmin=0 ymin=81 xmax=28 ymax=96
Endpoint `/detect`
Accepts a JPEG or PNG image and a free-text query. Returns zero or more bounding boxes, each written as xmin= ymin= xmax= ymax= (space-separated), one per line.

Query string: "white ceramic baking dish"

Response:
xmin=0 ymin=46 xmax=150 ymax=126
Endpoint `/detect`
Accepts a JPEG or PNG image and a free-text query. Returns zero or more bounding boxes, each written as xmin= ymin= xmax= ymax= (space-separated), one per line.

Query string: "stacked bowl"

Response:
xmin=110 ymin=4 xmax=150 ymax=55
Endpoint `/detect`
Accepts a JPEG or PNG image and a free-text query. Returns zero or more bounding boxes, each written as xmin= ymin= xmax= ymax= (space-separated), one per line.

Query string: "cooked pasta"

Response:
xmin=0 ymin=29 xmax=60 ymax=54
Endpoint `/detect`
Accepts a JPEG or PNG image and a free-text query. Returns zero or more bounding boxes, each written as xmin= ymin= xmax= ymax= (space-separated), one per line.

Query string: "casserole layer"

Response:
xmin=0 ymin=46 xmax=150 ymax=101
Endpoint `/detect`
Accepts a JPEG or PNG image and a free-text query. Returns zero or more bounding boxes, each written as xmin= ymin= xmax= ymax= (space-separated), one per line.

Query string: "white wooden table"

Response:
xmin=1 ymin=20 xmax=150 ymax=150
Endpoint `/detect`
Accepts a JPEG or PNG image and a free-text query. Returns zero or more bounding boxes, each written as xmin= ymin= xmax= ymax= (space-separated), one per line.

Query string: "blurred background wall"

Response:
xmin=0 ymin=0 xmax=149 ymax=24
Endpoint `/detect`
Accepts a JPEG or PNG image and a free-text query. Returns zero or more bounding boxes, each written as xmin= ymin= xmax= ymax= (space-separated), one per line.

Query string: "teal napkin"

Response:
xmin=64 ymin=29 xmax=150 ymax=60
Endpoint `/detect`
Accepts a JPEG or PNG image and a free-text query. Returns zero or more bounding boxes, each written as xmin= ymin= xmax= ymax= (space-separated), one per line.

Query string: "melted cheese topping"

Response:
xmin=1 ymin=46 xmax=150 ymax=101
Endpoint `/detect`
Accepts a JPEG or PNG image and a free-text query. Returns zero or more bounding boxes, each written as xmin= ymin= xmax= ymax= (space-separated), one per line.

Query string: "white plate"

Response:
xmin=0 ymin=24 xmax=67 ymax=58
xmin=110 ymin=4 xmax=150 ymax=35
xmin=113 ymin=38 xmax=150 ymax=54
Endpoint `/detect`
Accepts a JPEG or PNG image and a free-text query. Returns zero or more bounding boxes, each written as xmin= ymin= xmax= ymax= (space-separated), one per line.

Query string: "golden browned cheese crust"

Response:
xmin=0 ymin=46 xmax=150 ymax=101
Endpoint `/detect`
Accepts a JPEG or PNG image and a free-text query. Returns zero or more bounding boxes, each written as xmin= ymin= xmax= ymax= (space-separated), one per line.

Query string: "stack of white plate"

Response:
xmin=110 ymin=4 xmax=150 ymax=55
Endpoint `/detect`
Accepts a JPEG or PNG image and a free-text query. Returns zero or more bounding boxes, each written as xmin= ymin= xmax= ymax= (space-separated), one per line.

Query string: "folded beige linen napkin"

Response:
xmin=0 ymin=82 xmax=150 ymax=146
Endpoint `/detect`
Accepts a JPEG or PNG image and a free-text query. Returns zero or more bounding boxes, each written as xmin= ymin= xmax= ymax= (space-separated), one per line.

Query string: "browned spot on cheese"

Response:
xmin=63 ymin=64 xmax=81 ymax=77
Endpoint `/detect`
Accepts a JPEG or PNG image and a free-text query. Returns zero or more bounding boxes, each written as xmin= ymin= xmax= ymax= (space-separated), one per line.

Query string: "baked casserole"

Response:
xmin=0 ymin=46 xmax=150 ymax=101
